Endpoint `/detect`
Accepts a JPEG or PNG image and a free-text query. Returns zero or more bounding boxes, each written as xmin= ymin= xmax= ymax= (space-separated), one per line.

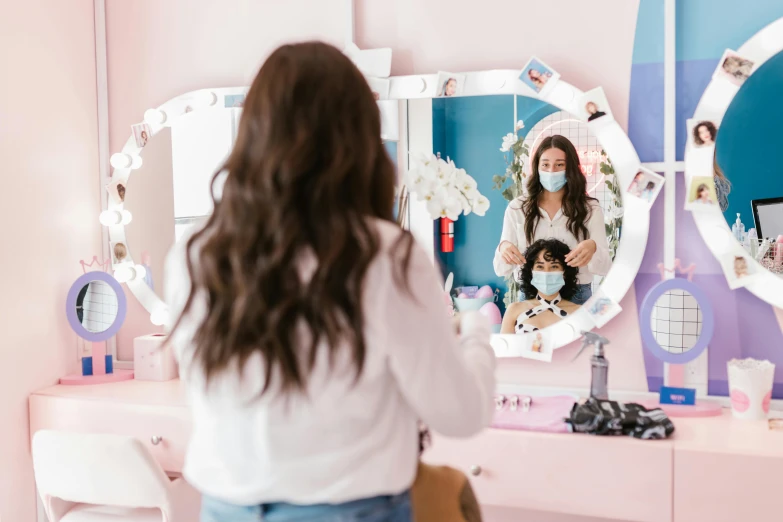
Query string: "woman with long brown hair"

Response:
xmin=493 ymin=135 xmax=611 ymax=305
xmin=164 ymin=42 xmax=495 ymax=522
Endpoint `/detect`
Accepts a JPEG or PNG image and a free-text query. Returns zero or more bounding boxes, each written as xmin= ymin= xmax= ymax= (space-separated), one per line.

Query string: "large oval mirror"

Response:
xmin=427 ymin=95 xmax=623 ymax=339
xmin=716 ymin=50 xmax=783 ymax=270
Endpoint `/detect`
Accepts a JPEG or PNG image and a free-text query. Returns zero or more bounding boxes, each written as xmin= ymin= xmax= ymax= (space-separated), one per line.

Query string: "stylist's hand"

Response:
xmin=565 ymin=239 xmax=597 ymax=268
xmin=499 ymin=241 xmax=525 ymax=265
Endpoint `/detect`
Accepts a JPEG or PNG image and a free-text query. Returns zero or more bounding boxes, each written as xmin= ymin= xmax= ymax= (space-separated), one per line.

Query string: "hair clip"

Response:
xmin=509 ymin=395 xmax=520 ymax=411
xmin=495 ymin=395 xmax=507 ymax=411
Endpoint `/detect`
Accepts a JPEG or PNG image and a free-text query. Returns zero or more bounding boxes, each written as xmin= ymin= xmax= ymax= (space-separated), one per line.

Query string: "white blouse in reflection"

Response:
xmin=493 ymin=199 xmax=611 ymax=285
xmin=165 ymin=220 xmax=496 ymax=506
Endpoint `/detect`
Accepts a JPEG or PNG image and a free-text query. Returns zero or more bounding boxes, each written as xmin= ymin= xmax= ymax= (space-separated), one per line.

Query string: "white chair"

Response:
xmin=32 ymin=430 xmax=200 ymax=522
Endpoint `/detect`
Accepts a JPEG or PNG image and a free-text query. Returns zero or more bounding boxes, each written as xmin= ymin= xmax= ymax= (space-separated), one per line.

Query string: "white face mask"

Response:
xmin=539 ymin=170 xmax=567 ymax=192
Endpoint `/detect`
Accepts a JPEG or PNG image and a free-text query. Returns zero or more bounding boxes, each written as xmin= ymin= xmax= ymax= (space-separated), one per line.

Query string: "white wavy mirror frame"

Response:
xmin=686 ymin=17 xmax=783 ymax=308
xmin=103 ymin=71 xmax=649 ymax=351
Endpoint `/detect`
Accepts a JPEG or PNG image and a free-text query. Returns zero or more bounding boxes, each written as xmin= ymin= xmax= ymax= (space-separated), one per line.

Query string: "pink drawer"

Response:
xmin=423 ymin=429 xmax=673 ymax=522
xmin=29 ymin=394 xmax=191 ymax=473
xmin=674 ymin=449 xmax=783 ymax=522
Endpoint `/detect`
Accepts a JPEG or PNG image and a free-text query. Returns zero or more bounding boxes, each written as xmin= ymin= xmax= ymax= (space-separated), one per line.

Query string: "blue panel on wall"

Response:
xmin=677 ymin=0 xmax=783 ymax=62
xmin=431 ymin=95 xmax=558 ymax=310
xmin=631 ymin=0 xmax=664 ymax=64
xmin=628 ymin=62 xmax=664 ymax=162
xmin=716 ymin=50 xmax=783 ymax=228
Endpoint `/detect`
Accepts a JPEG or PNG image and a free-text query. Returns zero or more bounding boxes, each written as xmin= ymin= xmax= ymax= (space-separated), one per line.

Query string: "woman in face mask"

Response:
xmin=493 ymin=135 xmax=611 ymax=305
xmin=500 ymin=239 xmax=581 ymax=334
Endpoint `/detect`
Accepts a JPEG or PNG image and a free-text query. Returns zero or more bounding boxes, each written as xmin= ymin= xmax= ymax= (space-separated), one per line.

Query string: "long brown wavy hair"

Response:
xmin=520 ymin=135 xmax=596 ymax=244
xmin=169 ymin=42 xmax=413 ymax=393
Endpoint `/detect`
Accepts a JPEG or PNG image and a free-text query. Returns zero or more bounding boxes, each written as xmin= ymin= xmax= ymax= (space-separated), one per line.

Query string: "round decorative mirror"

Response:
xmin=639 ymin=278 xmax=714 ymax=365
xmin=66 ymin=272 xmax=127 ymax=342
xmin=686 ymin=17 xmax=783 ymax=307
xmin=63 ymin=271 xmax=132 ymax=384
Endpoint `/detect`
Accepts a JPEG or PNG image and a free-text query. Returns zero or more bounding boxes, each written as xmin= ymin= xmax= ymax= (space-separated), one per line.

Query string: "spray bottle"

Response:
xmin=572 ymin=331 xmax=610 ymax=400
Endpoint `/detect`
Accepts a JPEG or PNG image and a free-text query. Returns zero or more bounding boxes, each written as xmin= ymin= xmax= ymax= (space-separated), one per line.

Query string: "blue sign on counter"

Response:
xmin=659 ymin=386 xmax=696 ymax=405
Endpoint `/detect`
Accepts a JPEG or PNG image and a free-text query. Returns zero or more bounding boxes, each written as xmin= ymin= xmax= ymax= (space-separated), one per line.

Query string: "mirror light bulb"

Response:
xmin=114 ymin=264 xmax=146 ymax=284
xmin=99 ymin=210 xmax=121 ymax=226
xmin=99 ymin=210 xmax=132 ymax=227
xmin=144 ymin=108 xmax=167 ymax=125
xmin=110 ymin=153 xmax=143 ymax=170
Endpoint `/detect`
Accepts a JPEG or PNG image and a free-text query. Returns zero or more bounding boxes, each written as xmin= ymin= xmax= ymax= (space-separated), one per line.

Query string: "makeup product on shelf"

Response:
xmin=732 ymin=213 xmax=745 ymax=243
xmin=747 ymin=228 xmax=758 ymax=258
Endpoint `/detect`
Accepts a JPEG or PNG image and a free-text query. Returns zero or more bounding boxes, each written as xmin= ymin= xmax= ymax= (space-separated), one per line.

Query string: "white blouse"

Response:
xmin=493 ymin=199 xmax=611 ymax=285
xmin=165 ymin=219 xmax=496 ymax=506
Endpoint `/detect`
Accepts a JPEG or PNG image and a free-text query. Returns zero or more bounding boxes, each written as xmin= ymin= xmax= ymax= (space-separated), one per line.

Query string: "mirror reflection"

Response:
xmin=75 ymin=281 xmax=119 ymax=333
xmin=650 ymin=289 xmax=703 ymax=354
xmin=716 ymin=49 xmax=783 ymax=275
xmin=430 ymin=95 xmax=622 ymax=333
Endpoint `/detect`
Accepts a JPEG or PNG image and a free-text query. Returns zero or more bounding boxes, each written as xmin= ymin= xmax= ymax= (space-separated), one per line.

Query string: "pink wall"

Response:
xmin=0 ymin=1 xmax=101 ymax=520
xmin=106 ymin=0 xmax=645 ymax=388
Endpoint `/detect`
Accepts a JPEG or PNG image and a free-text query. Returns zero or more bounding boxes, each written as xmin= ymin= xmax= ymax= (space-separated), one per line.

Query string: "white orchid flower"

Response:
xmin=612 ymin=206 xmax=624 ymax=219
xmin=427 ymin=197 xmax=463 ymax=221
xmin=516 ymin=120 xmax=525 ymax=131
xmin=419 ymin=183 xmax=447 ymax=203
xmin=472 ymin=195 xmax=491 ymax=217
xmin=500 ymin=132 xmax=517 ymax=152
xmin=410 ymin=151 xmax=435 ymax=168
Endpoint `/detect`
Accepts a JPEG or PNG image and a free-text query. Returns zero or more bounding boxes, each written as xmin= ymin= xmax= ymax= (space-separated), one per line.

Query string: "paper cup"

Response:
xmin=727 ymin=358 xmax=775 ymax=420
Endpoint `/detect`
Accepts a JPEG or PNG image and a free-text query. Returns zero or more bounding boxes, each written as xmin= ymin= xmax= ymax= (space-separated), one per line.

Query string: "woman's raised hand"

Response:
xmin=565 ymin=239 xmax=597 ymax=268
xmin=500 ymin=241 xmax=525 ymax=266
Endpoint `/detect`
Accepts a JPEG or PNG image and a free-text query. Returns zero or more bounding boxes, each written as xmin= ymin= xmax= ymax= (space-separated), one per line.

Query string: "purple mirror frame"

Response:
xmin=66 ymin=271 xmax=127 ymax=343
xmin=639 ymin=278 xmax=714 ymax=365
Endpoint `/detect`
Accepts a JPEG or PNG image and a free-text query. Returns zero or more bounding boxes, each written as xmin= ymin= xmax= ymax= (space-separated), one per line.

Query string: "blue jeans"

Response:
xmin=571 ymin=284 xmax=593 ymax=306
xmin=201 ymin=491 xmax=412 ymax=522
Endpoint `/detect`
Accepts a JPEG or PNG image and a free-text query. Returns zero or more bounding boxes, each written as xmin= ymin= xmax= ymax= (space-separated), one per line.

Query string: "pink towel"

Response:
xmin=491 ymin=395 xmax=576 ymax=433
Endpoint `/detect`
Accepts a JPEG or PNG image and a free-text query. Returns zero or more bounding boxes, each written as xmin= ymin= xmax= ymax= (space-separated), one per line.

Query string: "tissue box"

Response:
xmin=134 ymin=334 xmax=177 ymax=381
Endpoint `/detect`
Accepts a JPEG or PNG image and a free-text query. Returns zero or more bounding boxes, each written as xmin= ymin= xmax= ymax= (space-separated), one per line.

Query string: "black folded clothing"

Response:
xmin=566 ymin=397 xmax=675 ymax=439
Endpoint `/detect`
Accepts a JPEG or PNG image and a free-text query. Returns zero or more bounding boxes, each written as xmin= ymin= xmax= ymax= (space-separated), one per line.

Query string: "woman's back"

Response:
xmin=163 ymin=42 xmax=495 ymax=517
xmin=166 ymin=219 xmax=495 ymax=506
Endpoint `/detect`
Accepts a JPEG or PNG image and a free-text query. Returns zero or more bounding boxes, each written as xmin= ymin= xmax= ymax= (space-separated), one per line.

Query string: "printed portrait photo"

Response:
xmin=106 ymin=177 xmax=128 ymax=205
xmin=577 ymin=87 xmax=614 ymax=124
xmin=714 ymin=49 xmax=755 ymax=86
xmin=131 ymin=122 xmax=151 ymax=148
xmin=685 ymin=176 xmax=719 ymax=211
xmin=436 ymin=72 xmax=466 ymax=98
xmin=626 ymin=168 xmax=665 ymax=206
xmin=688 ymin=119 xmax=719 ymax=149
xmin=722 ymin=252 xmax=760 ymax=289
xmin=585 ymin=288 xmax=622 ymax=328
xmin=110 ymin=241 xmax=129 ymax=266
xmin=519 ymin=57 xmax=559 ymax=96
xmin=224 ymin=94 xmax=246 ymax=108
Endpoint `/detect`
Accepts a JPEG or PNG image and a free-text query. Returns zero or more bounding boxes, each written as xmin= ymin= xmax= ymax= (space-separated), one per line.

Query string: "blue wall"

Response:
xmin=716 ymin=50 xmax=783 ymax=229
xmin=629 ymin=0 xmax=783 ymax=395
xmin=431 ymin=95 xmax=557 ymax=307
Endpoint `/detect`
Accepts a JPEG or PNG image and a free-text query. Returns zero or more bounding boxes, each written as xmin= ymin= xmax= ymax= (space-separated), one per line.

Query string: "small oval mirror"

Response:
xmin=650 ymin=289 xmax=703 ymax=355
xmin=66 ymin=272 xmax=127 ymax=343
xmin=640 ymin=279 xmax=714 ymax=364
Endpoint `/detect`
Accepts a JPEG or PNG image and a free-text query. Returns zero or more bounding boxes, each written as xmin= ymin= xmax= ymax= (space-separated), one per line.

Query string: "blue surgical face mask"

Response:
xmin=539 ymin=170 xmax=567 ymax=192
xmin=531 ymin=270 xmax=565 ymax=296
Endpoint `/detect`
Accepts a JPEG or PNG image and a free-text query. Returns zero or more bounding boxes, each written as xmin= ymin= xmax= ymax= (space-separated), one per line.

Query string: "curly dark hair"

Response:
xmin=693 ymin=121 xmax=717 ymax=145
xmin=518 ymin=239 xmax=579 ymax=300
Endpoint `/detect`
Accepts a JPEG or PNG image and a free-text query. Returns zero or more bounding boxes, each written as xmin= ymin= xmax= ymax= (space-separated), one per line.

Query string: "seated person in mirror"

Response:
xmin=500 ymin=239 xmax=581 ymax=334
xmin=493 ymin=135 xmax=611 ymax=305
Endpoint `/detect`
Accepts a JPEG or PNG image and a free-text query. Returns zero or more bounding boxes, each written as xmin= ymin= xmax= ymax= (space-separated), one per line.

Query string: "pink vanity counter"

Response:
xmin=29 ymin=380 xmax=783 ymax=522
